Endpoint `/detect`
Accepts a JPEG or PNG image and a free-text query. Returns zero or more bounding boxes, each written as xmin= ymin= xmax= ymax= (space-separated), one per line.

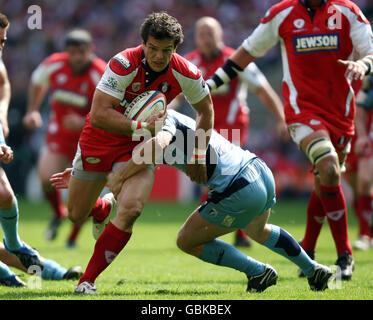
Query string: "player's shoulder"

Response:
xmin=261 ymin=0 xmax=297 ymax=23
xmin=330 ymin=0 xmax=369 ymax=23
xmin=184 ymin=49 xmax=199 ymax=61
xmin=222 ymin=46 xmax=235 ymax=57
xmin=170 ymin=52 xmax=201 ymax=80
xmin=108 ymin=45 xmax=142 ymax=76
xmin=90 ymin=56 xmax=107 ymax=73
xmin=42 ymin=52 xmax=68 ymax=66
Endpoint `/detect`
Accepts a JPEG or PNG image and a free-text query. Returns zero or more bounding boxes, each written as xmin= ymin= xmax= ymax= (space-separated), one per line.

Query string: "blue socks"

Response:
xmin=41 ymin=259 xmax=67 ymax=280
xmin=262 ymin=224 xmax=316 ymax=277
xmin=0 ymin=260 xmax=14 ymax=280
xmin=0 ymin=197 xmax=23 ymax=251
xmin=200 ymin=239 xmax=265 ymax=277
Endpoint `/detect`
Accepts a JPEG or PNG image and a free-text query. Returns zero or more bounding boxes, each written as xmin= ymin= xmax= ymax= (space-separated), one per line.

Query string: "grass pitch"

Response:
xmin=0 ymin=198 xmax=373 ymax=300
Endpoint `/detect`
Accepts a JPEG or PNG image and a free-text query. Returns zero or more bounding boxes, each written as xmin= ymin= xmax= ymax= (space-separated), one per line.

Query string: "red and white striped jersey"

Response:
xmin=185 ymin=46 xmax=266 ymax=130
xmin=242 ymin=0 xmax=373 ymax=135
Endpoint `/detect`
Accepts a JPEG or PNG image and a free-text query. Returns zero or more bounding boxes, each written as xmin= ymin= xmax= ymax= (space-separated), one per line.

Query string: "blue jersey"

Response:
xmin=161 ymin=110 xmax=256 ymax=193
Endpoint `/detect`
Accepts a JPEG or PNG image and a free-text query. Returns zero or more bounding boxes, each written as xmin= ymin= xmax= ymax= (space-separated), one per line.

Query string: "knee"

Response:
xmin=115 ymin=199 xmax=144 ymax=229
xmin=317 ymin=156 xmax=340 ymax=184
xmin=67 ymin=204 xmax=87 ymax=224
xmin=176 ymin=229 xmax=189 ymax=253
xmin=0 ymin=189 xmax=14 ymax=209
xmin=357 ymin=177 xmax=372 ymax=196
xmin=245 ymin=225 xmax=269 ymax=244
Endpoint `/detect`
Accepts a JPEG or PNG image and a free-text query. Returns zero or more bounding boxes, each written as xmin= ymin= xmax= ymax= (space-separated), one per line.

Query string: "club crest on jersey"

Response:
xmin=159 ymin=81 xmax=170 ymax=93
xmin=132 ymin=82 xmax=141 ymax=92
xmin=293 ymin=19 xmax=305 ymax=29
xmin=293 ymin=33 xmax=340 ymax=54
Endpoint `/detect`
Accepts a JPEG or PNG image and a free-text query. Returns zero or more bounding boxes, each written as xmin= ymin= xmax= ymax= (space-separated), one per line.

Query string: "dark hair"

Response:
xmin=0 ymin=13 xmax=9 ymax=29
xmin=65 ymin=29 xmax=92 ymax=47
xmin=140 ymin=12 xmax=184 ymax=48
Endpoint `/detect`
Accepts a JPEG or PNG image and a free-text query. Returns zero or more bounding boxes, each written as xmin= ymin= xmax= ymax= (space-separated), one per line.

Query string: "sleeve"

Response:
xmin=161 ymin=112 xmax=177 ymax=136
xmin=30 ymin=56 xmax=64 ymax=86
xmin=241 ymin=6 xmax=293 ymax=57
xmin=96 ymin=53 xmax=138 ymax=101
xmin=335 ymin=4 xmax=373 ymax=58
xmin=172 ymin=60 xmax=209 ymax=105
xmin=238 ymin=62 xmax=267 ymax=91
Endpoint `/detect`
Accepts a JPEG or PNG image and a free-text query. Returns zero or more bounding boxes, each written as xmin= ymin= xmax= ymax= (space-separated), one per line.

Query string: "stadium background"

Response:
xmin=0 ymin=0 xmax=372 ymax=203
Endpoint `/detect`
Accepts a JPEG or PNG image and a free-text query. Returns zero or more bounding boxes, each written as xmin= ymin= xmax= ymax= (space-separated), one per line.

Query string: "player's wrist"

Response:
xmin=131 ymin=120 xmax=148 ymax=134
xmin=191 ymin=147 xmax=207 ymax=164
xmin=358 ymin=55 xmax=373 ymax=75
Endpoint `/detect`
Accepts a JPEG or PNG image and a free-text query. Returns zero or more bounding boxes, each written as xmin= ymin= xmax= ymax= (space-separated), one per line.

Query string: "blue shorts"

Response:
xmin=199 ymin=157 xmax=276 ymax=229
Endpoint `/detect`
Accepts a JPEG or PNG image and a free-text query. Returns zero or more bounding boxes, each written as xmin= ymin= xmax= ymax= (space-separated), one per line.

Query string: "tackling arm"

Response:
xmin=107 ymin=130 xmax=172 ymax=196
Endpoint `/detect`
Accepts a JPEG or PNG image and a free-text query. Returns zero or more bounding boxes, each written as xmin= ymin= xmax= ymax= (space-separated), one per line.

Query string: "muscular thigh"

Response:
xmin=37 ymin=150 xmax=72 ymax=184
xmin=113 ymin=167 xmax=155 ymax=230
xmin=67 ymin=175 xmax=107 ymax=221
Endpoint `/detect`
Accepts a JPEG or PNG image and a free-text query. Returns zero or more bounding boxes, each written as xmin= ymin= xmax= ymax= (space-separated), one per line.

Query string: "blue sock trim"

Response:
xmin=0 ymin=261 xmax=14 ymax=279
xmin=0 ymin=198 xmax=22 ymax=250
xmin=41 ymin=259 xmax=67 ymax=280
xmin=263 ymin=224 xmax=280 ymax=247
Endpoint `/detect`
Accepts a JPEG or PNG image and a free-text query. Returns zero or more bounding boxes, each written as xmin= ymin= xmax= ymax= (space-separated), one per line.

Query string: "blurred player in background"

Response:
xmin=344 ymin=76 xmax=373 ymax=250
xmin=206 ymin=0 xmax=373 ymax=280
xmin=23 ymin=29 xmax=106 ymax=247
xmin=58 ymin=12 xmax=213 ymax=294
xmin=0 ymin=13 xmax=82 ymax=287
xmin=172 ymin=16 xmax=287 ymax=247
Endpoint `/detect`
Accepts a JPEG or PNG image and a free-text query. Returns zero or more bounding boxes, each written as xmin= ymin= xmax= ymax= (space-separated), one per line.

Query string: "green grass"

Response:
xmin=1 ymin=198 xmax=373 ymax=300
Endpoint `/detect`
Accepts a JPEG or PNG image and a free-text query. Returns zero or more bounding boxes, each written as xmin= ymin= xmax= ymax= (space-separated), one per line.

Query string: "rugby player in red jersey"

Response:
xmin=23 ymin=29 xmax=106 ymax=247
xmin=61 ymin=12 xmax=214 ymax=294
xmin=206 ymin=0 xmax=373 ymax=280
xmin=344 ymin=76 xmax=373 ymax=250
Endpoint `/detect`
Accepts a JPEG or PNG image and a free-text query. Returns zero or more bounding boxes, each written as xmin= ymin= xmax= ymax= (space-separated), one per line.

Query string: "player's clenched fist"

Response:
xmin=0 ymin=145 xmax=13 ymax=164
xmin=22 ymin=110 xmax=43 ymax=130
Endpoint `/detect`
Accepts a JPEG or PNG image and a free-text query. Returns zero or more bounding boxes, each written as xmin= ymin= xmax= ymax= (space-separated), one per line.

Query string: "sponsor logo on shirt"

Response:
xmin=293 ymin=33 xmax=340 ymax=54
xmin=52 ymin=89 xmax=88 ymax=108
xmin=113 ymin=56 xmax=132 ymax=70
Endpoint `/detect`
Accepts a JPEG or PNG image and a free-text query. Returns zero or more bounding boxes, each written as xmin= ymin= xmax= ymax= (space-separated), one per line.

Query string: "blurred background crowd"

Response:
xmin=0 ymin=0 xmax=372 ymax=200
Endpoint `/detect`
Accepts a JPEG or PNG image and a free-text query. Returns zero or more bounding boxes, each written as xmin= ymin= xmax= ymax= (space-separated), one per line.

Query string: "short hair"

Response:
xmin=65 ymin=29 xmax=92 ymax=47
xmin=0 ymin=13 xmax=9 ymax=29
xmin=140 ymin=12 xmax=184 ymax=48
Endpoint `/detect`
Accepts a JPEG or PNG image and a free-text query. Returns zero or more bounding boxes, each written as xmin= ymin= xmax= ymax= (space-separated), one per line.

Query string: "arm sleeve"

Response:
xmin=172 ymin=61 xmax=210 ymax=105
xmin=241 ymin=6 xmax=293 ymax=57
xmin=96 ymin=54 xmax=138 ymax=101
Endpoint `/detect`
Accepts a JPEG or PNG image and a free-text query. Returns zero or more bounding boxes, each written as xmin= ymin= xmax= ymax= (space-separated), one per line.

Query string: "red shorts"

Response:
xmin=287 ymin=115 xmax=353 ymax=153
xmin=345 ymin=134 xmax=373 ymax=174
xmin=73 ymin=123 xmax=140 ymax=174
xmin=45 ymin=134 xmax=80 ymax=162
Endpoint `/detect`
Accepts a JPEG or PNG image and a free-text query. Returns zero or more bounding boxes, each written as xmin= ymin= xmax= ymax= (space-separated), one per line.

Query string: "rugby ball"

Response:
xmin=125 ymin=90 xmax=166 ymax=121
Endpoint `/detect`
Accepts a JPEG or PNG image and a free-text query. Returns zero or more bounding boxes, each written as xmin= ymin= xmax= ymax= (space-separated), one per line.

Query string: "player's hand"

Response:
xmin=63 ymin=114 xmax=86 ymax=131
xmin=107 ymin=171 xmax=124 ymax=198
xmin=146 ymin=111 xmax=167 ymax=134
xmin=50 ymin=168 xmax=73 ymax=189
xmin=0 ymin=145 xmax=13 ymax=164
xmin=0 ymin=113 xmax=9 ymax=138
xmin=23 ymin=111 xmax=43 ymax=130
xmin=354 ymin=135 xmax=372 ymax=157
xmin=338 ymin=59 xmax=368 ymax=81
xmin=186 ymin=162 xmax=208 ymax=185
